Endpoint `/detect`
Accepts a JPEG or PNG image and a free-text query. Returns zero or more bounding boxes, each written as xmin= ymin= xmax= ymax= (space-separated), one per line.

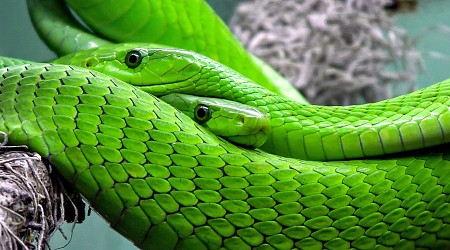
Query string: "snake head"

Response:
xmin=54 ymin=43 xmax=206 ymax=95
xmin=160 ymin=93 xmax=271 ymax=148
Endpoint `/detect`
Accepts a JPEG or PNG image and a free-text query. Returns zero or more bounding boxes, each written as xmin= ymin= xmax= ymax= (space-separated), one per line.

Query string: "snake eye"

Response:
xmin=125 ymin=50 xmax=142 ymax=68
xmin=194 ymin=104 xmax=211 ymax=124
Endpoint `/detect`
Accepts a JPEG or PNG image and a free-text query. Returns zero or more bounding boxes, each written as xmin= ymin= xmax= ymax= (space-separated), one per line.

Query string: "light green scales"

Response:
xmin=0 ymin=0 xmax=446 ymax=249
xmin=0 ymin=62 xmax=450 ymax=249
xmin=54 ymin=44 xmax=450 ymax=161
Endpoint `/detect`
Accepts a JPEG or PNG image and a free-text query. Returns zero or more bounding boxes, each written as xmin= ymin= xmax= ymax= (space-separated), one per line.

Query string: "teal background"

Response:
xmin=394 ymin=0 xmax=450 ymax=89
xmin=0 ymin=1 xmax=449 ymax=249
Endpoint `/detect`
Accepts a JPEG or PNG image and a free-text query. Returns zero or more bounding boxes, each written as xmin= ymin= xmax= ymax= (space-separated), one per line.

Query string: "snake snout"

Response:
xmin=241 ymin=112 xmax=271 ymax=135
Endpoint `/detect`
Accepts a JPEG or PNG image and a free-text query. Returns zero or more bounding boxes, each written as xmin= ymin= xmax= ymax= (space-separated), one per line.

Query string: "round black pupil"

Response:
xmin=129 ymin=54 xmax=138 ymax=64
xmin=197 ymin=107 xmax=207 ymax=119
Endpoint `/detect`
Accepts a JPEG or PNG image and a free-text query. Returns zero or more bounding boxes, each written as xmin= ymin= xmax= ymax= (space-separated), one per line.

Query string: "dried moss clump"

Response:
xmin=231 ymin=0 xmax=422 ymax=105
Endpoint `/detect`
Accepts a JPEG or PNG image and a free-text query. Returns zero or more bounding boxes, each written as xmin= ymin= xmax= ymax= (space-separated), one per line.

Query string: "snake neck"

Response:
xmin=52 ymin=46 xmax=450 ymax=161
xmin=141 ymin=59 xmax=450 ymax=161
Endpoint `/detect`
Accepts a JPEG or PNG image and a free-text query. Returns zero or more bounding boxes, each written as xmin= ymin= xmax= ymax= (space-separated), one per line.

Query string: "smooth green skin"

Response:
xmin=54 ymin=44 xmax=450 ymax=161
xmin=26 ymin=0 xmax=307 ymax=103
xmin=1 ymin=62 xmax=450 ymax=249
xmin=160 ymin=93 xmax=271 ymax=148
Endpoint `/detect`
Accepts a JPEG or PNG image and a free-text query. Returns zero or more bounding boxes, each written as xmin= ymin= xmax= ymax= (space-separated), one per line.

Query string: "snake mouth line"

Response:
xmin=137 ymin=79 xmax=206 ymax=98
xmin=139 ymin=80 xmax=184 ymax=86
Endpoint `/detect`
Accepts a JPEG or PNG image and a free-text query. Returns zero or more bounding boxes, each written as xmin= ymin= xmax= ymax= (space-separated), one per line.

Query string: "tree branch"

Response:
xmin=0 ymin=133 xmax=82 ymax=249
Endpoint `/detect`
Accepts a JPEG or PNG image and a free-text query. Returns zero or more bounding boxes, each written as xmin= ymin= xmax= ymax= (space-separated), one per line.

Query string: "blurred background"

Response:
xmin=1 ymin=0 xmax=449 ymax=249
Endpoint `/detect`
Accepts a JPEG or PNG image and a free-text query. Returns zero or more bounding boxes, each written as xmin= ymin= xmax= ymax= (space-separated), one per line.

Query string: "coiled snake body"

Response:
xmin=1 ymin=62 xmax=450 ymax=249
xmin=1 ymin=0 xmax=449 ymax=249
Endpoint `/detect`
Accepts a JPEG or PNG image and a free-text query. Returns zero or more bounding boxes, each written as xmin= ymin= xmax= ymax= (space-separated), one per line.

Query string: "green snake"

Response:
xmin=159 ymin=93 xmax=271 ymax=148
xmin=0 ymin=0 xmax=446 ymax=249
xmin=1 ymin=60 xmax=450 ymax=249
xmin=26 ymin=0 xmax=307 ymax=103
xmin=53 ymin=44 xmax=450 ymax=161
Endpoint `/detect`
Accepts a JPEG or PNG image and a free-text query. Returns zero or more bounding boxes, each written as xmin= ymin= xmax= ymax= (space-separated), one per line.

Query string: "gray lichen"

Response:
xmin=0 ymin=133 xmax=66 ymax=250
xmin=230 ymin=0 xmax=422 ymax=105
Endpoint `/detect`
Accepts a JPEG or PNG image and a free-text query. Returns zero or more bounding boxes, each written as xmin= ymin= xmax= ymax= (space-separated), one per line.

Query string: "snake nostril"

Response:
xmin=236 ymin=116 xmax=245 ymax=126
xmin=84 ymin=59 xmax=93 ymax=67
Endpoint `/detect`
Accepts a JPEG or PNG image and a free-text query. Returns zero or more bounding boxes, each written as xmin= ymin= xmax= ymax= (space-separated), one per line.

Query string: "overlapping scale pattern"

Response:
xmin=198 ymin=58 xmax=450 ymax=162
xmin=56 ymin=46 xmax=450 ymax=161
xmin=102 ymin=48 xmax=449 ymax=162
xmin=1 ymin=64 xmax=450 ymax=249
